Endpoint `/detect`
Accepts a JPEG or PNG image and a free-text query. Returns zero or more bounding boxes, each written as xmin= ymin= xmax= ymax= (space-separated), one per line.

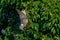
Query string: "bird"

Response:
xmin=16 ymin=9 xmax=28 ymax=31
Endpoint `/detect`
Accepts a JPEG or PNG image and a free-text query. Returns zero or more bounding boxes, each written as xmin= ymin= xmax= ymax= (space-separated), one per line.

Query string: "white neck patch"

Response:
xmin=21 ymin=10 xmax=26 ymax=15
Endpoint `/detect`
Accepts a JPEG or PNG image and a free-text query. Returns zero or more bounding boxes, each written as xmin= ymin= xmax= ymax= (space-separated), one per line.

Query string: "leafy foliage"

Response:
xmin=0 ymin=0 xmax=60 ymax=40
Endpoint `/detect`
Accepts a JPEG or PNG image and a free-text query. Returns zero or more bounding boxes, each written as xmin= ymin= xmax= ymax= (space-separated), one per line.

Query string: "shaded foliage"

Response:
xmin=0 ymin=0 xmax=60 ymax=40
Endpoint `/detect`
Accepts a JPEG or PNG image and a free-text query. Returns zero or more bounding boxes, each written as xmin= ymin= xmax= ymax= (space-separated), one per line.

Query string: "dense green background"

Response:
xmin=0 ymin=0 xmax=60 ymax=40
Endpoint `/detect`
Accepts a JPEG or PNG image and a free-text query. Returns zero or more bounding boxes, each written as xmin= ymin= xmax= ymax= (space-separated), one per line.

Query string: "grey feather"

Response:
xmin=1 ymin=29 xmax=6 ymax=35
